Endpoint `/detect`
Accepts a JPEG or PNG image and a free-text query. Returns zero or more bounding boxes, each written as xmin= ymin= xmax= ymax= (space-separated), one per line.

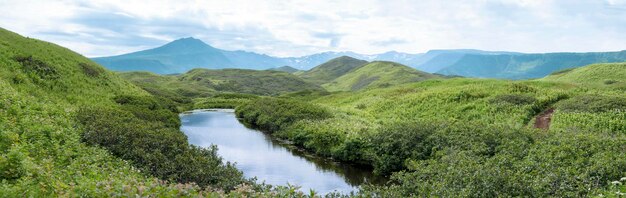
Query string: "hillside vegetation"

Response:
xmin=268 ymin=66 xmax=300 ymax=73
xmin=297 ymin=56 xmax=368 ymax=85
xmin=122 ymin=69 xmax=322 ymax=97
xmin=542 ymin=62 xmax=626 ymax=87
xmin=0 ymin=28 xmax=322 ymax=197
xmin=323 ymin=61 xmax=440 ymax=91
xmin=237 ymin=62 xmax=626 ymax=197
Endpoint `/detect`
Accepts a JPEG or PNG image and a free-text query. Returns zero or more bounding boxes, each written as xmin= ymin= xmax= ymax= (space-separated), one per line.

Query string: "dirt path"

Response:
xmin=534 ymin=108 xmax=555 ymax=130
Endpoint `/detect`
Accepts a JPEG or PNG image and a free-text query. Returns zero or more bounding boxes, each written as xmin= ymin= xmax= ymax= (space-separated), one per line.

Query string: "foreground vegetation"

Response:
xmin=237 ymin=62 xmax=626 ymax=196
xmin=0 ymin=27 xmax=333 ymax=197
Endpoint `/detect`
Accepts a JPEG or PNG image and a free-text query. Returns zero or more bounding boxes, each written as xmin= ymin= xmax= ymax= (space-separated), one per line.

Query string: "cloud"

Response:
xmin=0 ymin=0 xmax=624 ymax=57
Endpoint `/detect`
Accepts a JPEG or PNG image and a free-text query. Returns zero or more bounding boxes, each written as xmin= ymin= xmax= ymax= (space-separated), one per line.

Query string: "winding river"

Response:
xmin=180 ymin=109 xmax=384 ymax=194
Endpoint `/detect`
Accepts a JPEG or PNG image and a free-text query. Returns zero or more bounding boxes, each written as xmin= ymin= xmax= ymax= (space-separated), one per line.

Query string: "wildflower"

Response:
xmin=611 ymin=181 xmax=622 ymax=185
xmin=620 ymin=177 xmax=626 ymax=181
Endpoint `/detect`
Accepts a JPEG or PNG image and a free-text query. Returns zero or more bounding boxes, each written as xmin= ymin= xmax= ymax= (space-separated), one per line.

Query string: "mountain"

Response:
xmin=92 ymin=37 xmax=626 ymax=80
xmin=323 ymin=61 xmax=439 ymax=91
xmin=436 ymin=51 xmax=626 ymax=79
xmin=413 ymin=49 xmax=520 ymax=73
xmin=267 ymin=66 xmax=300 ymax=73
xmin=92 ymin=38 xmax=426 ymax=74
xmin=121 ymin=68 xmax=323 ymax=96
xmin=297 ymin=56 xmax=369 ymax=85
xmin=93 ymin=37 xmax=237 ymax=74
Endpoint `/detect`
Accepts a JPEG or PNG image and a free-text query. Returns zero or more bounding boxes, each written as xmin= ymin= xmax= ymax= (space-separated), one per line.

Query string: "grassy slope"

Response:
xmin=542 ymin=62 xmax=626 ymax=87
xmin=297 ymin=56 xmax=368 ymax=85
xmin=0 ymin=28 xmax=320 ymax=197
xmin=323 ymin=61 xmax=440 ymax=91
xmin=268 ymin=66 xmax=300 ymax=73
xmin=0 ymin=27 xmax=157 ymax=195
xmin=237 ymin=62 xmax=626 ymax=196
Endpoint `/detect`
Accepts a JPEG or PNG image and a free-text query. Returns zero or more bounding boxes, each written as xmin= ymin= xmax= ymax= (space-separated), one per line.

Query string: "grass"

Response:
xmin=236 ymin=62 xmax=626 ymax=196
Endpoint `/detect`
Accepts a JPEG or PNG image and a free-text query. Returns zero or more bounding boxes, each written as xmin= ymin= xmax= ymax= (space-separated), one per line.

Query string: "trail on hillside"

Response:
xmin=534 ymin=108 xmax=555 ymax=130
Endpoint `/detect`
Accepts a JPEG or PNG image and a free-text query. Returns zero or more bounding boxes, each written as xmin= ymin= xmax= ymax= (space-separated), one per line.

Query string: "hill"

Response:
xmin=436 ymin=51 xmax=626 ymax=79
xmin=237 ymin=62 xmax=626 ymax=196
xmin=297 ymin=56 xmax=368 ymax=85
xmin=322 ymin=61 xmax=439 ymax=91
xmin=121 ymin=68 xmax=323 ymax=96
xmin=542 ymin=62 xmax=626 ymax=87
xmin=267 ymin=65 xmax=300 ymax=73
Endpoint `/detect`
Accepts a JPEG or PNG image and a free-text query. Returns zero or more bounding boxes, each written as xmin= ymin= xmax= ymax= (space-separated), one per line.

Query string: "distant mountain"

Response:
xmin=436 ymin=51 xmax=626 ymax=79
xmin=414 ymin=49 xmax=520 ymax=73
xmin=93 ymin=37 xmax=626 ymax=79
xmin=92 ymin=38 xmax=427 ymax=74
xmin=323 ymin=61 xmax=439 ymax=91
xmin=297 ymin=56 xmax=369 ymax=85
xmin=267 ymin=66 xmax=300 ymax=73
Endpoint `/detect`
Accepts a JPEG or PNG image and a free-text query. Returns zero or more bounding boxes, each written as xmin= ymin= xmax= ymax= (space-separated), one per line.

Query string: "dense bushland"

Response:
xmin=236 ymin=72 xmax=626 ymax=196
xmin=236 ymin=97 xmax=333 ymax=132
xmin=77 ymin=95 xmax=247 ymax=190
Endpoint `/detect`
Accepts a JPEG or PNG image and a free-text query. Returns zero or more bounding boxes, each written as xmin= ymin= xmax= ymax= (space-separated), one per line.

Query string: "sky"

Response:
xmin=0 ymin=0 xmax=625 ymax=57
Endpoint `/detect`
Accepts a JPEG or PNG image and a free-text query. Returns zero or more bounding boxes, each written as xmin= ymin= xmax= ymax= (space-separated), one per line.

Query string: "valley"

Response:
xmin=1 ymin=23 xmax=625 ymax=198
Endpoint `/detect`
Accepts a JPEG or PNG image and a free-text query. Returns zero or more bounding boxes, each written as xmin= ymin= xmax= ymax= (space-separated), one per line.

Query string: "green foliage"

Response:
xmin=489 ymin=94 xmax=537 ymax=105
xmin=557 ymin=95 xmax=626 ymax=113
xmin=13 ymin=55 xmax=59 ymax=80
xmin=79 ymin=62 xmax=104 ymax=77
xmin=368 ymin=122 xmax=437 ymax=175
xmin=236 ymin=98 xmax=332 ymax=132
xmin=77 ymin=101 xmax=246 ymax=190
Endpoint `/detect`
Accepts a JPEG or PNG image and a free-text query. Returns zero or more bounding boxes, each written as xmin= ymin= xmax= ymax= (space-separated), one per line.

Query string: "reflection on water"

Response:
xmin=180 ymin=109 xmax=385 ymax=194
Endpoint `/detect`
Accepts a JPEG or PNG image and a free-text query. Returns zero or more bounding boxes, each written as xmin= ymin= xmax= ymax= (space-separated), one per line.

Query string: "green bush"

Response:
xmin=236 ymin=98 xmax=332 ymax=132
xmin=77 ymin=104 xmax=246 ymax=190
xmin=558 ymin=95 xmax=626 ymax=113
xmin=368 ymin=122 xmax=437 ymax=174
xmin=13 ymin=55 xmax=59 ymax=80
xmin=490 ymin=94 xmax=537 ymax=105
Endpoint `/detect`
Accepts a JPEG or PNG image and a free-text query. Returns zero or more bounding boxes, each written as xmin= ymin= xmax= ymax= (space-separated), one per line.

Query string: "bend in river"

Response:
xmin=180 ymin=109 xmax=385 ymax=194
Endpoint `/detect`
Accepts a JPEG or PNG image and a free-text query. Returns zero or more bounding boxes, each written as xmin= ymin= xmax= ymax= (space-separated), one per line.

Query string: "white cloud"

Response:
xmin=0 ymin=0 xmax=624 ymax=57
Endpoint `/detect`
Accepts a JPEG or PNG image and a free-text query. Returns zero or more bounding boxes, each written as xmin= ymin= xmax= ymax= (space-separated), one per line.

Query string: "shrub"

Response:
xmin=490 ymin=94 xmax=537 ymax=105
xmin=79 ymin=62 xmax=104 ymax=77
xmin=77 ymin=103 xmax=246 ymax=190
xmin=508 ymin=83 xmax=537 ymax=93
xmin=235 ymin=98 xmax=332 ymax=133
xmin=368 ymin=122 xmax=437 ymax=175
xmin=13 ymin=55 xmax=59 ymax=79
xmin=557 ymin=95 xmax=626 ymax=113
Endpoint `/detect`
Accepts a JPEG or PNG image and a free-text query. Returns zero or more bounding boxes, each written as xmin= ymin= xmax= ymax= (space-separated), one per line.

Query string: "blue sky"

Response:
xmin=1 ymin=0 xmax=625 ymax=57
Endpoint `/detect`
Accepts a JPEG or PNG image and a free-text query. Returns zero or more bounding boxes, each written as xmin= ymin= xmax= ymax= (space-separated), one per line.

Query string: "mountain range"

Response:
xmin=93 ymin=37 xmax=626 ymax=79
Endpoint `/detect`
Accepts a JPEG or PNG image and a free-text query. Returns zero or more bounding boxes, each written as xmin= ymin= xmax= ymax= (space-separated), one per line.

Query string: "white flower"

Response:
xmin=611 ymin=181 xmax=623 ymax=185
xmin=620 ymin=177 xmax=626 ymax=181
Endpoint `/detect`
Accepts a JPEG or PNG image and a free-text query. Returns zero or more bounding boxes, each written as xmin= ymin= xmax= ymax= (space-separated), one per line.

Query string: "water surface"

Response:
xmin=180 ymin=109 xmax=383 ymax=194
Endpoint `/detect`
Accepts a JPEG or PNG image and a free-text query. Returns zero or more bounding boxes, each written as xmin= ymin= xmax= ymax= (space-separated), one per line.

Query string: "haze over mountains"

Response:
xmin=93 ymin=37 xmax=626 ymax=79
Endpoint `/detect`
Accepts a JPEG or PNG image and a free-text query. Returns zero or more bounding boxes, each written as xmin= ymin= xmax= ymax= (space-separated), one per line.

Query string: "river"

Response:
xmin=180 ymin=109 xmax=384 ymax=195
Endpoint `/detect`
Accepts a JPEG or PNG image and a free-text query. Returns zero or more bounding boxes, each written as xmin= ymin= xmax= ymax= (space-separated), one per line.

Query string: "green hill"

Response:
xmin=121 ymin=68 xmax=323 ymax=97
xmin=542 ymin=62 xmax=626 ymax=87
xmin=0 ymin=28 xmax=150 ymax=194
xmin=0 ymin=28 xmax=260 ymax=196
xmin=236 ymin=62 xmax=626 ymax=197
xmin=298 ymin=56 xmax=368 ymax=85
xmin=267 ymin=65 xmax=300 ymax=73
xmin=323 ymin=61 xmax=439 ymax=91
